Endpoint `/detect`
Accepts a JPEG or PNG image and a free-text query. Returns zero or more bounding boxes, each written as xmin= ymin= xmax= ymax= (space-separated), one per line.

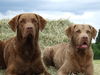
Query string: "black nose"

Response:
xmin=27 ymin=27 xmax=33 ymax=30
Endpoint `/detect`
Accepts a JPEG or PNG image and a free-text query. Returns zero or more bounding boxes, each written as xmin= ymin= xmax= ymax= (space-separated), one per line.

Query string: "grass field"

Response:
xmin=0 ymin=19 xmax=100 ymax=75
xmin=93 ymin=60 xmax=100 ymax=75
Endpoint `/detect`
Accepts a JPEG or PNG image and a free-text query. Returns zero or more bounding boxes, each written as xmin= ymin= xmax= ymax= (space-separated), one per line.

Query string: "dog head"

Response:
xmin=66 ymin=24 xmax=97 ymax=50
xmin=8 ymin=13 xmax=46 ymax=40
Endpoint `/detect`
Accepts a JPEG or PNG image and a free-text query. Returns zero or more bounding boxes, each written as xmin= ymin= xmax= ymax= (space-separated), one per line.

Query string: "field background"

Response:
xmin=0 ymin=19 xmax=100 ymax=75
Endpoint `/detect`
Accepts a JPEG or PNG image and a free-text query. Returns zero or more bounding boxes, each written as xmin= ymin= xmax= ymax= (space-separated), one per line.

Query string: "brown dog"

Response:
xmin=43 ymin=24 xmax=97 ymax=75
xmin=3 ymin=13 xmax=51 ymax=75
xmin=0 ymin=40 xmax=6 ymax=69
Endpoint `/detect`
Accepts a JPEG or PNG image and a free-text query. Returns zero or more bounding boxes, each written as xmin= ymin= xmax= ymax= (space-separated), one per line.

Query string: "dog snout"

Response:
xmin=27 ymin=27 xmax=33 ymax=30
xmin=25 ymin=24 xmax=33 ymax=31
xmin=81 ymin=36 xmax=88 ymax=41
xmin=82 ymin=36 xmax=88 ymax=40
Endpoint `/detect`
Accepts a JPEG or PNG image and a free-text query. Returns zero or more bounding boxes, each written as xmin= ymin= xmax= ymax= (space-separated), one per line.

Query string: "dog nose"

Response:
xmin=27 ymin=27 xmax=33 ymax=30
xmin=82 ymin=36 xmax=88 ymax=40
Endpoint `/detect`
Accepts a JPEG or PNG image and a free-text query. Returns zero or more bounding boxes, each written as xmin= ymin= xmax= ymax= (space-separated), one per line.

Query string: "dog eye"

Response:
xmin=86 ymin=30 xmax=91 ymax=34
xmin=20 ymin=19 xmax=25 ymax=24
xmin=32 ymin=19 xmax=37 ymax=23
xmin=76 ymin=30 xmax=81 ymax=33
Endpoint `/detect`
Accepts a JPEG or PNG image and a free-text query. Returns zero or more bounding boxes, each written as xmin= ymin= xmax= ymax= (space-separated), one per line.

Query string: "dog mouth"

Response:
xmin=24 ymin=30 xmax=33 ymax=36
xmin=76 ymin=42 xmax=88 ymax=49
xmin=24 ymin=34 xmax=34 ymax=43
xmin=27 ymin=33 xmax=33 ymax=38
xmin=23 ymin=32 xmax=34 ymax=40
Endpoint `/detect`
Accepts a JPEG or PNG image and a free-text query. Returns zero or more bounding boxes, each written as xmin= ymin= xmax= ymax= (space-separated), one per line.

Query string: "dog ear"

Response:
xmin=90 ymin=26 xmax=97 ymax=39
xmin=35 ymin=14 xmax=47 ymax=31
xmin=8 ymin=14 xmax=21 ymax=32
xmin=65 ymin=25 xmax=75 ymax=38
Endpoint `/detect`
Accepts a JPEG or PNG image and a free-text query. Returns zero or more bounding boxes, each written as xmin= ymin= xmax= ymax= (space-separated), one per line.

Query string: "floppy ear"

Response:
xmin=65 ymin=25 xmax=75 ymax=38
xmin=8 ymin=14 xmax=21 ymax=32
xmin=35 ymin=14 xmax=47 ymax=31
xmin=90 ymin=26 xmax=97 ymax=39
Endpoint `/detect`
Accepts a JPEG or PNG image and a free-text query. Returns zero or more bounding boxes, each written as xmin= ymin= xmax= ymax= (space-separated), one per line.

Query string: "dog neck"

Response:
xmin=16 ymin=34 xmax=40 ymax=61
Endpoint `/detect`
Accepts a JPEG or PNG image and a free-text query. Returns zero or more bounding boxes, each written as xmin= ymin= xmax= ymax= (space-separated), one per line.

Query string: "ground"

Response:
xmin=48 ymin=60 xmax=100 ymax=75
xmin=0 ymin=60 xmax=100 ymax=75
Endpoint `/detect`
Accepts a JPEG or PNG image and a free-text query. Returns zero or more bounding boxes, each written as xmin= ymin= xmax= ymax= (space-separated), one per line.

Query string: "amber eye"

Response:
xmin=86 ymin=30 xmax=91 ymax=34
xmin=32 ymin=19 xmax=37 ymax=23
xmin=76 ymin=30 xmax=81 ymax=33
xmin=20 ymin=19 xmax=25 ymax=24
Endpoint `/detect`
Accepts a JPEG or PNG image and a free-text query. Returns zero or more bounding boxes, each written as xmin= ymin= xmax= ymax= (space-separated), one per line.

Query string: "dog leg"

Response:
xmin=85 ymin=64 xmax=93 ymax=75
xmin=57 ymin=63 xmax=70 ymax=75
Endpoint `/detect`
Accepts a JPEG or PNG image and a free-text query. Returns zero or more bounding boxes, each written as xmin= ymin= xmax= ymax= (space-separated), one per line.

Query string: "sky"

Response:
xmin=0 ymin=0 xmax=100 ymax=31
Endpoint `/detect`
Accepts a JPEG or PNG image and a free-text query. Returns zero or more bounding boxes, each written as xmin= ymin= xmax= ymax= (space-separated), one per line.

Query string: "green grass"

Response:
xmin=0 ymin=70 xmax=5 ymax=75
xmin=0 ymin=19 xmax=100 ymax=75
xmin=93 ymin=60 xmax=100 ymax=75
